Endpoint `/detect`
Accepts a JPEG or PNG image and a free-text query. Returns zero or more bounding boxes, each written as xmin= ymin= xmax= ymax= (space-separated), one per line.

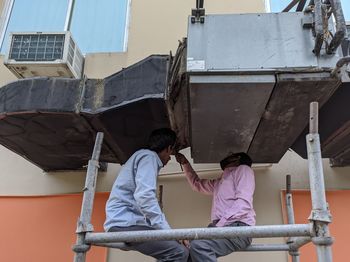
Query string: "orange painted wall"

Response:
xmin=281 ymin=190 xmax=349 ymax=262
xmin=0 ymin=193 xmax=109 ymax=262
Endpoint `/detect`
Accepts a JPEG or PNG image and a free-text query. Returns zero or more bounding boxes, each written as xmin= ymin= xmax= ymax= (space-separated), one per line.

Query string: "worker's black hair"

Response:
xmin=220 ymin=152 xmax=253 ymax=170
xmin=147 ymin=128 xmax=176 ymax=153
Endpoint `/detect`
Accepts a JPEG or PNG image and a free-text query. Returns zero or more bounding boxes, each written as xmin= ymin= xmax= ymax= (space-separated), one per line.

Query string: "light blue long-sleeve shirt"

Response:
xmin=104 ymin=149 xmax=171 ymax=231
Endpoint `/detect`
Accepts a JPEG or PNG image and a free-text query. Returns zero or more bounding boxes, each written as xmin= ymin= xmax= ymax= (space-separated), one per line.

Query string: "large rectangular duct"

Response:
xmin=169 ymin=12 xmax=342 ymax=163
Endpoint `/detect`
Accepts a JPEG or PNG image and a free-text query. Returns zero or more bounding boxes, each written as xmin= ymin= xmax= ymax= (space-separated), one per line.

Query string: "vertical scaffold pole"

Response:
xmin=285 ymin=175 xmax=300 ymax=262
xmin=306 ymin=102 xmax=333 ymax=262
xmin=73 ymin=132 xmax=104 ymax=262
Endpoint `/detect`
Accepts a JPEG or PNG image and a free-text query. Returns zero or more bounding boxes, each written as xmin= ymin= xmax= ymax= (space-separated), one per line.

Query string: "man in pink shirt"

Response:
xmin=175 ymin=152 xmax=255 ymax=262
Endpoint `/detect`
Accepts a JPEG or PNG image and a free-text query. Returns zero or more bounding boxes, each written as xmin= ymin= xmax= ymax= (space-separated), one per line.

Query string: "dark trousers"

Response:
xmin=188 ymin=221 xmax=252 ymax=262
xmin=109 ymin=225 xmax=189 ymax=262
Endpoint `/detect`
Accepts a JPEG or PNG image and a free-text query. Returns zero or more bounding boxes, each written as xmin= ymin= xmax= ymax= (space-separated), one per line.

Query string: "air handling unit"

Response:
xmin=4 ymin=31 xmax=83 ymax=79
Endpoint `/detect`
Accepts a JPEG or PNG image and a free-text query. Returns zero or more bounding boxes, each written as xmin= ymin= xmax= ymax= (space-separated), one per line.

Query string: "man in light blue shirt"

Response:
xmin=104 ymin=128 xmax=188 ymax=261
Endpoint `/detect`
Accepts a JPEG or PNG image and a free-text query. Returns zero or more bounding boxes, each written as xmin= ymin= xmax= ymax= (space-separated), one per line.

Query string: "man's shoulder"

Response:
xmin=132 ymin=149 xmax=157 ymax=158
xmin=128 ymin=149 xmax=159 ymax=164
xmin=237 ymin=164 xmax=254 ymax=174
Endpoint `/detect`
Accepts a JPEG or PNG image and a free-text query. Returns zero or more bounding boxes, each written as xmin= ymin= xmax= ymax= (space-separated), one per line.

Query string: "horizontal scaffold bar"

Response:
xmin=92 ymin=242 xmax=291 ymax=252
xmin=85 ymin=224 xmax=312 ymax=244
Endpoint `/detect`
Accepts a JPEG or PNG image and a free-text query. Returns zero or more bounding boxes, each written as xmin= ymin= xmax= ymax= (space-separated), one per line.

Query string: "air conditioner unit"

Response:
xmin=4 ymin=31 xmax=84 ymax=79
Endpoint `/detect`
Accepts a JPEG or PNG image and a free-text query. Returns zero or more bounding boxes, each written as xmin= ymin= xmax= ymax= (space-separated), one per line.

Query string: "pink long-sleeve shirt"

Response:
xmin=183 ymin=163 xmax=256 ymax=226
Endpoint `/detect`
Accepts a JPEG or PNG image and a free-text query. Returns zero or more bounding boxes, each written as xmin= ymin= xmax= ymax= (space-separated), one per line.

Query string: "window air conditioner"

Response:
xmin=4 ymin=31 xmax=84 ymax=79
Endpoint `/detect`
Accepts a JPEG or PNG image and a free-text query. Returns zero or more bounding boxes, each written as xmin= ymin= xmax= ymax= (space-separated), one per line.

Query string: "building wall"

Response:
xmin=0 ymin=0 xmax=349 ymax=261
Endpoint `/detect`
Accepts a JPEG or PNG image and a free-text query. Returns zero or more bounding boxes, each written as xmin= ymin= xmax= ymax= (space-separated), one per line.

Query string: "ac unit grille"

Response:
xmin=5 ymin=32 xmax=84 ymax=79
xmin=9 ymin=34 xmax=65 ymax=62
xmin=67 ymin=37 xmax=75 ymax=66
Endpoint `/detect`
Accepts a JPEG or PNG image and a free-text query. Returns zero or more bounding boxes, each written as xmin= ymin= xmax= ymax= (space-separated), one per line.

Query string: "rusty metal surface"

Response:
xmin=189 ymin=74 xmax=275 ymax=163
xmin=248 ymin=73 xmax=340 ymax=163
xmin=186 ymin=13 xmax=341 ymax=73
xmin=291 ymin=81 xmax=350 ymax=166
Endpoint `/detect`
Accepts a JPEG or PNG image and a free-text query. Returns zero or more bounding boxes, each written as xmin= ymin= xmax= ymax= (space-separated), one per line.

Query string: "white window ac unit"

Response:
xmin=4 ymin=31 xmax=84 ymax=79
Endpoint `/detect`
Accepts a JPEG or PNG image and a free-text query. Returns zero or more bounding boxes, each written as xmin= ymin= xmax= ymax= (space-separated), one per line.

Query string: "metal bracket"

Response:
xmin=88 ymin=159 xmax=100 ymax=168
xmin=289 ymin=250 xmax=300 ymax=256
xmin=72 ymin=243 xmax=91 ymax=253
xmin=76 ymin=221 xmax=95 ymax=233
xmin=302 ymin=13 xmax=314 ymax=28
xmin=308 ymin=209 xmax=332 ymax=223
xmin=191 ymin=8 xmax=205 ymax=24
xmin=312 ymin=236 xmax=334 ymax=246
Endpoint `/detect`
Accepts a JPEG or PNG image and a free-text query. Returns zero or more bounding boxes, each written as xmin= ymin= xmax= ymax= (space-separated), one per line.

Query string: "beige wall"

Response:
xmin=1 ymin=0 xmax=350 ymax=261
xmin=84 ymin=0 xmax=267 ymax=79
xmin=0 ymin=0 xmax=4 ymax=12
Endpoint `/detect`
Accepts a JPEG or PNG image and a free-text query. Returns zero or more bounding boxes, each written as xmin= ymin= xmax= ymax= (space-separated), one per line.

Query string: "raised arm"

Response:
xmin=133 ymin=154 xmax=171 ymax=230
xmin=176 ymin=153 xmax=216 ymax=195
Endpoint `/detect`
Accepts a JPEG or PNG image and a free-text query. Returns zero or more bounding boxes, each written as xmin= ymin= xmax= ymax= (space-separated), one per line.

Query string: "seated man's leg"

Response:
xmin=109 ymin=226 xmax=188 ymax=262
xmin=132 ymin=239 xmax=188 ymax=262
xmin=189 ymin=236 xmax=251 ymax=262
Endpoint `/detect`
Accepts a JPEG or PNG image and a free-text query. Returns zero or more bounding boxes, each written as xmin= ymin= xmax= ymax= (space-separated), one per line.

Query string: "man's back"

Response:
xmin=104 ymin=149 xmax=168 ymax=231
xmin=103 ymin=128 xmax=189 ymax=262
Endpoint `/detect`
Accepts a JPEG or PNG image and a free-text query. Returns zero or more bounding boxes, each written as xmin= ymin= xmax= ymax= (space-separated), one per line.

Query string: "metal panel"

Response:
xmin=189 ymin=74 xmax=275 ymax=163
xmin=291 ymin=81 xmax=350 ymax=164
xmin=248 ymin=73 xmax=340 ymax=163
xmin=187 ymin=13 xmax=340 ymax=72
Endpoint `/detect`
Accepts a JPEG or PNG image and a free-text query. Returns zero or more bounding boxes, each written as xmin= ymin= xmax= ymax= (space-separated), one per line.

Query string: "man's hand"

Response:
xmin=179 ymin=239 xmax=190 ymax=248
xmin=175 ymin=153 xmax=189 ymax=165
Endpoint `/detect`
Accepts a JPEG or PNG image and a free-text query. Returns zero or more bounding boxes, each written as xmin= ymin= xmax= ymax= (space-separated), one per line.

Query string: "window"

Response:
xmin=268 ymin=0 xmax=350 ymax=21
xmin=70 ymin=0 xmax=129 ymax=53
xmin=0 ymin=0 xmax=130 ymax=54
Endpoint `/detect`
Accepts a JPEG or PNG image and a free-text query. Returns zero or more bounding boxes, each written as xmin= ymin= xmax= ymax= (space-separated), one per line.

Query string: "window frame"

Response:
xmin=0 ymin=0 xmax=14 ymax=52
xmin=264 ymin=0 xmax=271 ymax=13
xmin=0 ymin=0 xmax=131 ymax=54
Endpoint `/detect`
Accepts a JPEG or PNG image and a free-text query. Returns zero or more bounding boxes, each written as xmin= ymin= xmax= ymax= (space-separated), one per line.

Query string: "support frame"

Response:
xmin=72 ymin=102 xmax=333 ymax=262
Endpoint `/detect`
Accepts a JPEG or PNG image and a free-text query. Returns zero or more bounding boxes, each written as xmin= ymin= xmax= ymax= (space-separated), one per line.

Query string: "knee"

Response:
xmin=190 ymin=240 xmax=209 ymax=253
xmin=173 ymin=243 xmax=189 ymax=261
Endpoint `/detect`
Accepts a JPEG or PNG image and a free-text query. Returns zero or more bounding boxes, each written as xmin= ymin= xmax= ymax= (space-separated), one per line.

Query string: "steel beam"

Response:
xmin=307 ymin=102 xmax=333 ymax=262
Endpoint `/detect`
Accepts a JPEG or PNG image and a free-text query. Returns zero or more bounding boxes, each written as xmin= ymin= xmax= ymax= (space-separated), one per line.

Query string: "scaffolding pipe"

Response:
xmin=286 ymin=175 xmax=296 ymax=225
xmin=289 ymin=237 xmax=312 ymax=250
xmin=307 ymin=102 xmax=333 ymax=262
xmin=73 ymin=132 xmax=104 ymax=262
xmin=85 ymin=224 xmax=311 ymax=244
xmin=285 ymin=174 xmax=300 ymax=262
xmin=92 ymin=242 xmax=292 ymax=252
